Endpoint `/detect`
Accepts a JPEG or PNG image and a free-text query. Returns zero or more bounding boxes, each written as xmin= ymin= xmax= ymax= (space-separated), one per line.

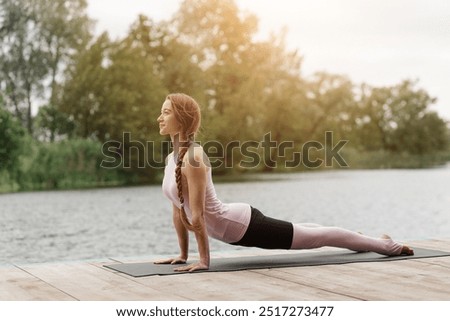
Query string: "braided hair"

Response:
xmin=166 ymin=93 xmax=201 ymax=231
xmin=175 ymin=143 xmax=195 ymax=231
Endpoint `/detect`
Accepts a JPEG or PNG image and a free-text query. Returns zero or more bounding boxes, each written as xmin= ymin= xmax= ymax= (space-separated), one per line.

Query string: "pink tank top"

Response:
xmin=162 ymin=153 xmax=251 ymax=243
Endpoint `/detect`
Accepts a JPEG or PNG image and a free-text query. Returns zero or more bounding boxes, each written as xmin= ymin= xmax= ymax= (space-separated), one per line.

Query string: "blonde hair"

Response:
xmin=166 ymin=93 xmax=201 ymax=231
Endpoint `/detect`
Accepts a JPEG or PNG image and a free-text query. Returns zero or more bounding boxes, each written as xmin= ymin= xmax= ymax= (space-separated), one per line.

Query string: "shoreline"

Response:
xmin=2 ymin=163 xmax=450 ymax=195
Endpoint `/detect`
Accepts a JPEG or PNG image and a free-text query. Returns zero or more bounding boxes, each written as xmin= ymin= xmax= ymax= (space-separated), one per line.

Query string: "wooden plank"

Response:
xmin=128 ymin=269 xmax=355 ymax=301
xmin=344 ymin=259 xmax=450 ymax=300
xmin=17 ymin=261 xmax=186 ymax=301
xmin=259 ymin=258 xmax=450 ymax=300
xmin=0 ymin=265 xmax=74 ymax=301
xmin=407 ymin=239 xmax=450 ymax=252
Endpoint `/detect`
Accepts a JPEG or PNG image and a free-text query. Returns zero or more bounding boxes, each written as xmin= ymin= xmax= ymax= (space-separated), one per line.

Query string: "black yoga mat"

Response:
xmin=104 ymin=247 xmax=450 ymax=277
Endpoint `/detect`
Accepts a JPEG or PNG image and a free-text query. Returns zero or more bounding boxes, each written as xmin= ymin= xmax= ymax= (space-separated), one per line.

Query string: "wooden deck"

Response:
xmin=1 ymin=239 xmax=449 ymax=301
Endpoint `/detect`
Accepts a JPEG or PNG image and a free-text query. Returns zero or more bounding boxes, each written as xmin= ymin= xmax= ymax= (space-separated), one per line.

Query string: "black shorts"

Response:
xmin=231 ymin=206 xmax=294 ymax=250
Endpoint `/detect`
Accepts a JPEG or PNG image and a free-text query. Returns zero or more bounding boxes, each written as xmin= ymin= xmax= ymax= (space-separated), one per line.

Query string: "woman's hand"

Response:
xmin=153 ymin=257 xmax=187 ymax=265
xmin=174 ymin=261 xmax=209 ymax=272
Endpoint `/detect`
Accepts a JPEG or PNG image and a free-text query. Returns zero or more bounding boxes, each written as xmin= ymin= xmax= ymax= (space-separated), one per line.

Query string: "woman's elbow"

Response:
xmin=191 ymin=214 xmax=205 ymax=231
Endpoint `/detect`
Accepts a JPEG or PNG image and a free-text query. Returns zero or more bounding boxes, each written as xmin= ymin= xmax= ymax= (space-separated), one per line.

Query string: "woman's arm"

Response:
xmin=174 ymin=146 xmax=210 ymax=272
xmin=154 ymin=203 xmax=189 ymax=265
xmin=172 ymin=202 xmax=189 ymax=261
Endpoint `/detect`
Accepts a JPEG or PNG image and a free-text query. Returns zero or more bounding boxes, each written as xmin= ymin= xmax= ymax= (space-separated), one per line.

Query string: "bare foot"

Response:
xmin=381 ymin=234 xmax=414 ymax=256
xmin=400 ymin=245 xmax=414 ymax=256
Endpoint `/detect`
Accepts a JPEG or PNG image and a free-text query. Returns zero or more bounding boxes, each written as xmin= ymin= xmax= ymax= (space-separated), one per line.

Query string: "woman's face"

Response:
xmin=157 ymin=99 xmax=181 ymax=137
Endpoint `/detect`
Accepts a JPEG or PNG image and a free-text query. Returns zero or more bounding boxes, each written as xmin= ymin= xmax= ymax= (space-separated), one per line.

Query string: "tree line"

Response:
xmin=1 ymin=0 xmax=449 ymax=192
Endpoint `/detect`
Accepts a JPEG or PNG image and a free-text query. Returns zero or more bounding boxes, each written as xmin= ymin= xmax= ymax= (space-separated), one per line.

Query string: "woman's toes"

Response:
xmin=401 ymin=245 xmax=414 ymax=256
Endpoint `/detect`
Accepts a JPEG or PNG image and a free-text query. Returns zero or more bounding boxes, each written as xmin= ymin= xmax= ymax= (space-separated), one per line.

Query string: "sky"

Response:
xmin=86 ymin=0 xmax=450 ymax=121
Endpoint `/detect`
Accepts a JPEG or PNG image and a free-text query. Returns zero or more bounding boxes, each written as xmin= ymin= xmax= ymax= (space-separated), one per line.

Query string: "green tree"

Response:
xmin=250 ymin=33 xmax=305 ymax=170
xmin=0 ymin=0 xmax=47 ymax=133
xmin=58 ymin=30 xmax=169 ymax=181
xmin=59 ymin=32 xmax=166 ymax=142
xmin=174 ymin=0 xmax=260 ymax=145
xmin=174 ymin=0 xmax=307 ymax=171
xmin=0 ymin=100 xmax=25 ymax=173
xmin=34 ymin=104 xmax=75 ymax=141
xmin=57 ymin=33 xmax=109 ymax=139
xmin=301 ymin=72 xmax=356 ymax=142
xmin=354 ymin=80 xmax=449 ymax=154
xmin=0 ymin=0 xmax=92 ymax=134
xmin=125 ymin=15 xmax=206 ymax=101
xmin=36 ymin=0 xmax=92 ymax=105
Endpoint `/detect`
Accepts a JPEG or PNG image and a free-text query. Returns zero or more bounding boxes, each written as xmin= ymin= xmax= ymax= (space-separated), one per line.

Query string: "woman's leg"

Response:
xmin=233 ymin=207 xmax=413 ymax=255
xmin=290 ymin=224 xmax=411 ymax=256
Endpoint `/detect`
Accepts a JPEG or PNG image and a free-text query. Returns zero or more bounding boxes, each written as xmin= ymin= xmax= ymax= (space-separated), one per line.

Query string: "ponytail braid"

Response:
xmin=175 ymin=144 xmax=195 ymax=231
xmin=166 ymin=93 xmax=201 ymax=231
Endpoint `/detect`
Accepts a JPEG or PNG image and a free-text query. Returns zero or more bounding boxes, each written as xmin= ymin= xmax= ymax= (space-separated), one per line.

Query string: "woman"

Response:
xmin=154 ymin=93 xmax=414 ymax=272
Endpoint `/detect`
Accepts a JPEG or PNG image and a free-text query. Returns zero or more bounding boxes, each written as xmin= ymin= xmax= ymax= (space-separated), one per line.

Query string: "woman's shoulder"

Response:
xmin=185 ymin=143 xmax=211 ymax=169
xmin=165 ymin=151 xmax=174 ymax=165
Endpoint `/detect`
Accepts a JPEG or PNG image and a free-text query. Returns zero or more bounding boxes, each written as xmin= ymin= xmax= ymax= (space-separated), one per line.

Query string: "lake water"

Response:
xmin=1 ymin=167 xmax=449 ymax=265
